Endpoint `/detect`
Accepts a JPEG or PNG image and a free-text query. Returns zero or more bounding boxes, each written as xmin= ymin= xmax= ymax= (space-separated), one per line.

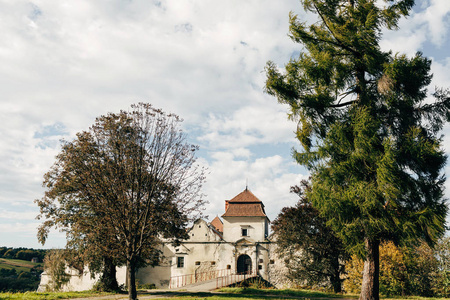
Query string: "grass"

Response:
xmin=0 ymin=258 xmax=42 ymax=273
xmin=217 ymin=287 xmax=356 ymax=298
xmin=0 ymin=291 xmax=114 ymax=300
xmin=1 ymin=287 xmax=449 ymax=300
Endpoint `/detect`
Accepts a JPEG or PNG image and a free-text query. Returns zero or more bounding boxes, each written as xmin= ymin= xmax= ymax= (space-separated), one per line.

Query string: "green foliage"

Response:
xmin=344 ymin=241 xmax=439 ymax=296
xmin=431 ymin=237 xmax=450 ymax=297
xmin=0 ymin=291 xmax=113 ymax=300
xmin=36 ymin=103 xmax=206 ymax=300
xmin=43 ymin=250 xmax=70 ymax=292
xmin=271 ymin=180 xmax=348 ymax=292
xmin=0 ymin=247 xmax=46 ymax=262
xmin=137 ymin=283 xmax=156 ymax=290
xmin=266 ymin=1 xmax=450 ymax=298
xmin=0 ymin=258 xmax=43 ymax=292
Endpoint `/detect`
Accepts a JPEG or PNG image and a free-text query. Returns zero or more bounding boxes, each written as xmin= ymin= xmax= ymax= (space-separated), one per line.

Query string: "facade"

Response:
xmin=38 ymin=188 xmax=290 ymax=291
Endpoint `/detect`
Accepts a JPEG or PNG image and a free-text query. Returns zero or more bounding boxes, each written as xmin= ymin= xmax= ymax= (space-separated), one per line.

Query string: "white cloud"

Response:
xmin=420 ymin=0 xmax=450 ymax=46
xmin=198 ymin=103 xmax=296 ymax=149
xmin=0 ymin=1 xmax=449 ymax=249
xmin=431 ymin=57 xmax=450 ymax=89
xmin=381 ymin=0 xmax=450 ymax=54
xmin=199 ymin=151 xmax=307 ymax=223
xmin=0 ymin=0 xmax=305 ymax=248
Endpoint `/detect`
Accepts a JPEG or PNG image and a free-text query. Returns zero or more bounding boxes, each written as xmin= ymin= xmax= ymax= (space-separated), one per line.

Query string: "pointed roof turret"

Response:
xmin=228 ymin=188 xmax=262 ymax=203
xmin=222 ymin=189 xmax=267 ymax=217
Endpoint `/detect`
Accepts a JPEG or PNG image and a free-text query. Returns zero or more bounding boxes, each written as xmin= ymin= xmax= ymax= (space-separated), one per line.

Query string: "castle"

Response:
xmin=38 ymin=188 xmax=288 ymax=291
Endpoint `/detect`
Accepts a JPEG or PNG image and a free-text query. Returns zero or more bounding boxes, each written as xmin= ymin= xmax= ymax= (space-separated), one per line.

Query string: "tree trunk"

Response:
xmin=330 ymin=254 xmax=342 ymax=293
xmin=127 ymin=258 xmax=138 ymax=300
xmin=100 ymin=256 xmax=119 ymax=292
xmin=359 ymin=238 xmax=379 ymax=300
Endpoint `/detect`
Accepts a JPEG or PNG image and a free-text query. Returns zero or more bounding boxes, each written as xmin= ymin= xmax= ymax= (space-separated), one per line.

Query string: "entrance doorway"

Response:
xmin=237 ymin=254 xmax=252 ymax=274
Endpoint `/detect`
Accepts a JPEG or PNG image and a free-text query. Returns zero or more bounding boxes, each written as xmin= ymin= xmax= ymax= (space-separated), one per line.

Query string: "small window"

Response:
xmin=269 ymin=259 xmax=275 ymax=264
xmin=177 ymin=257 xmax=184 ymax=268
xmin=259 ymin=259 xmax=263 ymax=263
xmin=211 ymin=261 xmax=216 ymax=266
xmin=227 ymin=265 xmax=231 ymax=269
xmin=192 ymin=233 xmax=194 ymax=236
xmin=195 ymin=261 xmax=200 ymax=266
xmin=258 ymin=265 xmax=262 ymax=270
xmin=199 ymin=225 xmax=201 ymax=228
xmin=241 ymin=228 xmax=248 ymax=236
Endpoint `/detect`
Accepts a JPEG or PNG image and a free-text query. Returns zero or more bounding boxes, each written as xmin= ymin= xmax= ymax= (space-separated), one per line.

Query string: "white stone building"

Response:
xmin=39 ymin=188 xmax=289 ymax=291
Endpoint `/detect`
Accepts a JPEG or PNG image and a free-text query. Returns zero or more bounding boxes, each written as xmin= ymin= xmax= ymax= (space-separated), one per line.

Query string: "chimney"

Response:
xmin=225 ymin=200 xmax=229 ymax=212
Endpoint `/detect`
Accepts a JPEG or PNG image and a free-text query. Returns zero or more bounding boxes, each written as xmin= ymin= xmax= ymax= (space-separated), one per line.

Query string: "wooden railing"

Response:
xmin=215 ymin=270 xmax=258 ymax=289
xmin=169 ymin=268 xmax=232 ymax=289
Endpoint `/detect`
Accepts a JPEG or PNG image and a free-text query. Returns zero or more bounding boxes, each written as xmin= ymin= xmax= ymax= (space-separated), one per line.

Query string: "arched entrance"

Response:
xmin=237 ymin=254 xmax=252 ymax=274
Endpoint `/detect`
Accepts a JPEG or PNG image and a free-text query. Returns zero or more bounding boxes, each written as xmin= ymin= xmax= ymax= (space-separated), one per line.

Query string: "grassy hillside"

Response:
xmin=0 ymin=258 xmax=42 ymax=273
xmin=0 ymin=258 xmax=43 ymax=292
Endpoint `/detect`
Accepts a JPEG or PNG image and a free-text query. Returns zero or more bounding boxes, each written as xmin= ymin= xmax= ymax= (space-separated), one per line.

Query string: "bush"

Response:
xmin=138 ymin=283 xmax=156 ymax=290
xmin=344 ymin=241 xmax=437 ymax=296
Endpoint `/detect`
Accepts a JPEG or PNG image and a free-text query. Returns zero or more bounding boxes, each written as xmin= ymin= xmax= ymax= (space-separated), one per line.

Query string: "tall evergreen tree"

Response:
xmin=265 ymin=1 xmax=450 ymax=299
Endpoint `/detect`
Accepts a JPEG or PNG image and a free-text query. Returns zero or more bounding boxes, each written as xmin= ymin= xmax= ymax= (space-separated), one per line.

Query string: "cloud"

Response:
xmin=380 ymin=0 xmax=450 ymax=55
xmin=0 ymin=210 xmax=37 ymax=220
xmin=0 ymin=1 xmax=449 ymax=248
xmin=431 ymin=57 xmax=450 ymax=89
xmin=198 ymin=151 xmax=307 ymax=222
xmin=198 ymin=102 xmax=296 ymax=149
xmin=0 ymin=0 xmax=306 ymax=247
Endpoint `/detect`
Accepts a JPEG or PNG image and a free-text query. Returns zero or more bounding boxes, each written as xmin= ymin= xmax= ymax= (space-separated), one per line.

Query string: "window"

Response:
xmin=195 ymin=261 xmax=200 ymax=266
xmin=269 ymin=259 xmax=275 ymax=264
xmin=211 ymin=261 xmax=216 ymax=266
xmin=177 ymin=257 xmax=184 ymax=268
xmin=259 ymin=259 xmax=263 ymax=263
xmin=241 ymin=228 xmax=248 ymax=236
xmin=258 ymin=265 xmax=262 ymax=270
xmin=227 ymin=265 xmax=231 ymax=269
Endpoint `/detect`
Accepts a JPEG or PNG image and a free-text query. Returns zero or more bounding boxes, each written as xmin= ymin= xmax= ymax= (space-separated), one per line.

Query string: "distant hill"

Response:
xmin=0 ymin=247 xmax=47 ymax=262
xmin=0 ymin=248 xmax=47 ymax=292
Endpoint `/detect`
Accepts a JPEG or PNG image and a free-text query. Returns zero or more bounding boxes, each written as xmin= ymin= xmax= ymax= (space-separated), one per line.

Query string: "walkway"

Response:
xmin=169 ymin=269 xmax=258 ymax=291
xmin=171 ymin=272 xmax=257 ymax=292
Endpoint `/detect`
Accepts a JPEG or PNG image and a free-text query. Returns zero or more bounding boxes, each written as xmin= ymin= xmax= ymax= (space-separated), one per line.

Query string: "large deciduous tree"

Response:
xmin=272 ymin=180 xmax=348 ymax=293
xmin=36 ymin=103 xmax=206 ymax=300
xmin=266 ymin=1 xmax=449 ymax=299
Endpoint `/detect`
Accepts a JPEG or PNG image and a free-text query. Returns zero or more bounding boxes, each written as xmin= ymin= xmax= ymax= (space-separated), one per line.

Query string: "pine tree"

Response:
xmin=266 ymin=1 xmax=450 ymax=299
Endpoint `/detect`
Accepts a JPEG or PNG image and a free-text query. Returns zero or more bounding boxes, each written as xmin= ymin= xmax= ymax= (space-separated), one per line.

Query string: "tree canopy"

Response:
xmin=36 ymin=103 xmax=206 ymax=300
xmin=266 ymin=1 xmax=450 ymax=299
xmin=271 ymin=180 xmax=348 ymax=292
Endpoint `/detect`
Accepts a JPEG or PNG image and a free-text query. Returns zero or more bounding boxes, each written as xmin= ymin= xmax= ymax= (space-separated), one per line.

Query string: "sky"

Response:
xmin=1 ymin=0 xmax=450 ymax=249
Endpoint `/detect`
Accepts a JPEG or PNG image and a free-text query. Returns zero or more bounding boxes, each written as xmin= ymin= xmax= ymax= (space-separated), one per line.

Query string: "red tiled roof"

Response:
xmin=222 ymin=189 xmax=267 ymax=217
xmin=228 ymin=189 xmax=262 ymax=203
xmin=210 ymin=216 xmax=223 ymax=233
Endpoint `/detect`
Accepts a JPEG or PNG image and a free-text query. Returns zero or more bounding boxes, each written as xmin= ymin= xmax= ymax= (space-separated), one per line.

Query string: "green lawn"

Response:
xmin=1 ymin=287 xmax=449 ymax=300
xmin=217 ymin=287 xmax=356 ymax=298
xmin=0 ymin=291 xmax=113 ymax=300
